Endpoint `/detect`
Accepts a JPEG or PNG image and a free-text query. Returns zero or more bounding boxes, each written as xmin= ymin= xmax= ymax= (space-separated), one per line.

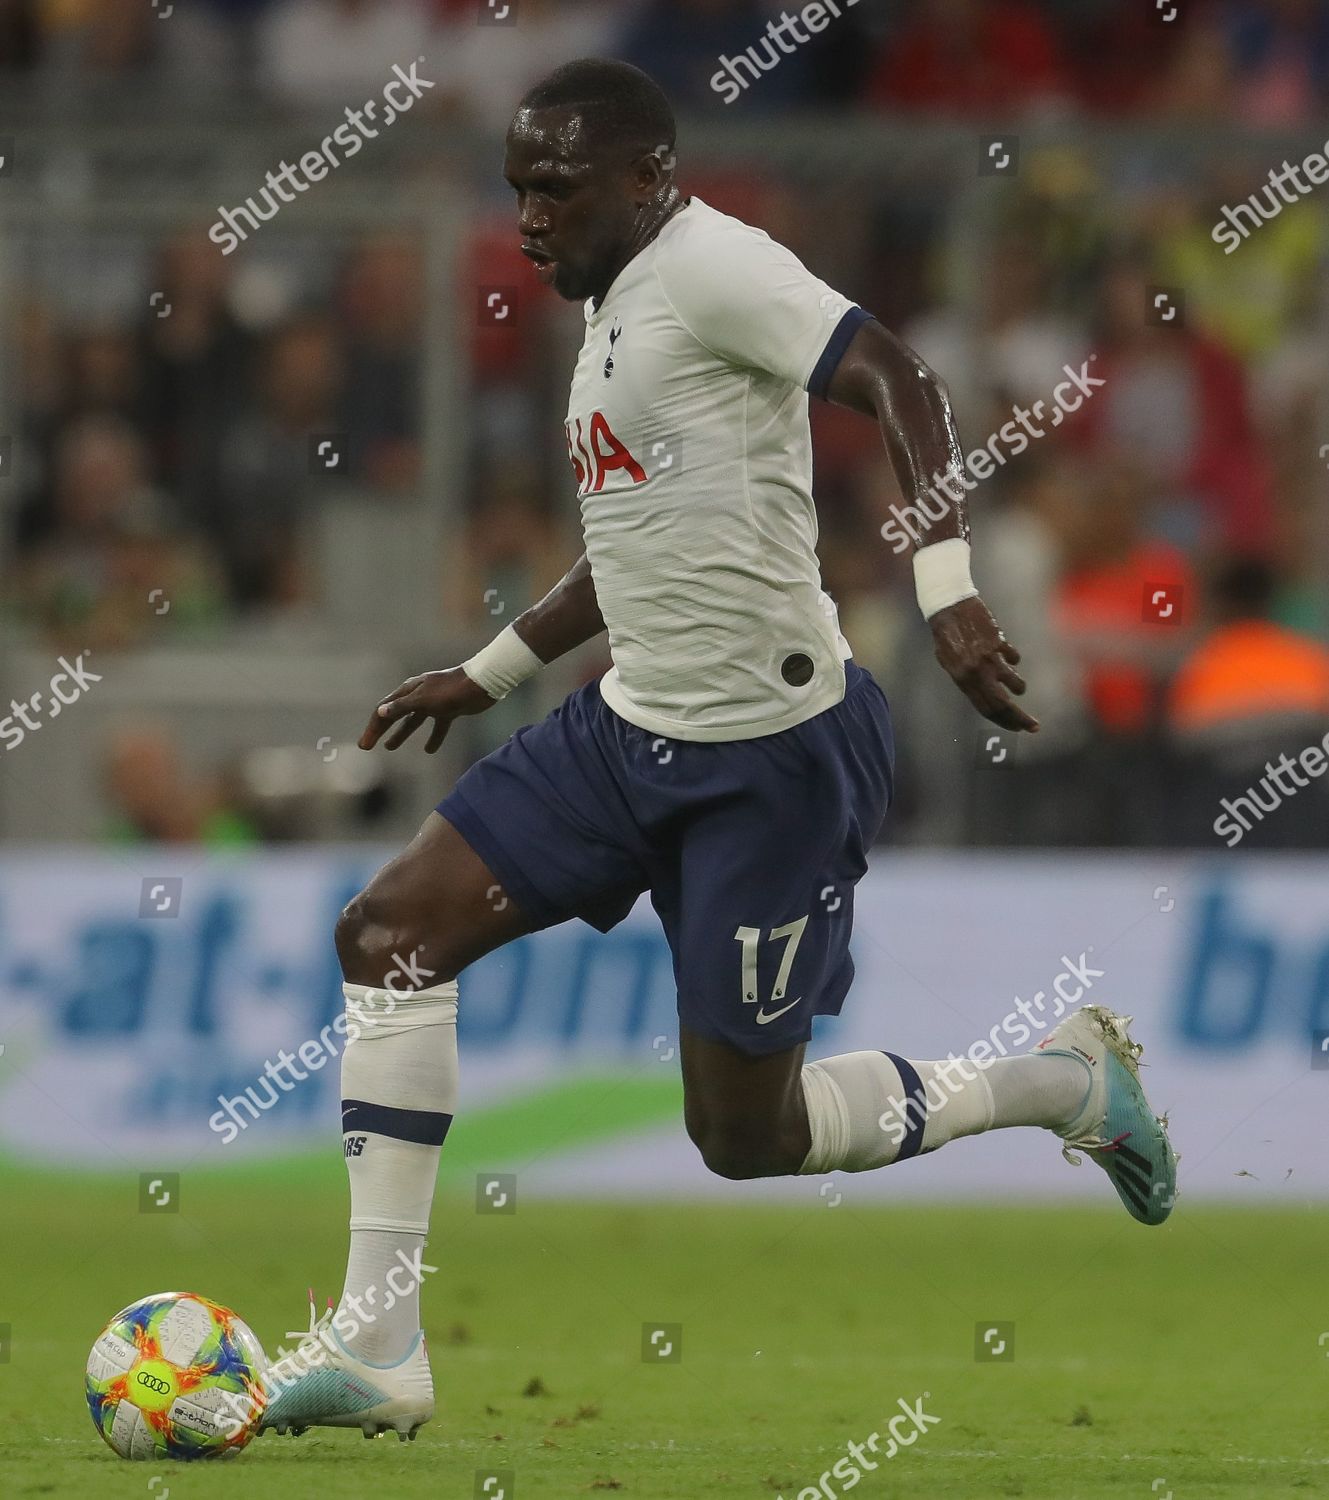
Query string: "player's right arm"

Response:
xmin=359 ymin=552 xmax=604 ymax=752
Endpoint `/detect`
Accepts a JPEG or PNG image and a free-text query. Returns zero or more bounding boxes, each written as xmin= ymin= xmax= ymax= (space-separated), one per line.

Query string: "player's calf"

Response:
xmin=680 ymin=1028 xmax=812 ymax=1180
xmin=685 ymin=1112 xmax=806 ymax=1180
xmin=681 ymin=1010 xmax=1175 ymax=1226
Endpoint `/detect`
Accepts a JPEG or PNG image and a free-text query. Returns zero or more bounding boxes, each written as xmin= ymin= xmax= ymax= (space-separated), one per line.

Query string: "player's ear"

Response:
xmin=627 ymin=159 xmax=654 ymax=200
xmin=630 ymin=145 xmax=671 ymax=200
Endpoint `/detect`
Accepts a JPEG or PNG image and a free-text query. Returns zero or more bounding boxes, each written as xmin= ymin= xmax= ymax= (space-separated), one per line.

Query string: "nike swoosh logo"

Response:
xmin=755 ymin=997 xmax=802 ymax=1025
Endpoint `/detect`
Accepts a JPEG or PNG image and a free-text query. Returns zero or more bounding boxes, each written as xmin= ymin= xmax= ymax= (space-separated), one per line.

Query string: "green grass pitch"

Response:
xmin=2 ymin=1169 xmax=1326 ymax=1499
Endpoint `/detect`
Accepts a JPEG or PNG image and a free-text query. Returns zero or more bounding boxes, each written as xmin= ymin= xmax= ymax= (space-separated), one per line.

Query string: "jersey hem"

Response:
xmin=597 ymin=660 xmax=849 ymax=742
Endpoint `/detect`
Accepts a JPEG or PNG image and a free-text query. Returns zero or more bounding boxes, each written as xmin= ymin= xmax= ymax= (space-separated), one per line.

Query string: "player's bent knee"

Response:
xmin=335 ymin=890 xmax=398 ymax=981
xmin=335 ymin=887 xmax=461 ymax=988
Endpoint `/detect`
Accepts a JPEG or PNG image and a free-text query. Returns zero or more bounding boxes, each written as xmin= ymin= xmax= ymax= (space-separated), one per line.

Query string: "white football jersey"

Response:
xmin=564 ymin=196 xmax=868 ymax=742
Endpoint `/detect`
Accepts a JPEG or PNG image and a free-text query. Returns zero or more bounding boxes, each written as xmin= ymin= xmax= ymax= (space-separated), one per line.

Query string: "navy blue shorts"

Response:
xmin=438 ymin=662 xmax=894 ymax=1056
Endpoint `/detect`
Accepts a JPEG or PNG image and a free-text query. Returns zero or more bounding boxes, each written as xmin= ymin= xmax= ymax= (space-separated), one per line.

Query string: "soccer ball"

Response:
xmin=85 ymin=1292 xmax=267 ymax=1460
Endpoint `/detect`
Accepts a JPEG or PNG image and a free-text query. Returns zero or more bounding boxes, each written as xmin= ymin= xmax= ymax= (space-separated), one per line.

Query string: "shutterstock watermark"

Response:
xmin=208 ymin=951 xmax=435 ymax=1142
xmin=879 ymin=361 xmax=1105 ymax=554
xmin=877 ymin=952 xmax=1105 ymax=1149
xmin=1212 ymin=144 xmax=1329 ymax=254
xmin=775 ymin=1394 xmax=941 ymax=1498
xmin=1 ymin=653 xmax=101 ymax=751
xmin=711 ymin=0 xmax=862 ymax=104
xmin=1214 ymin=732 xmax=1329 ymax=847
xmin=210 ymin=60 xmax=434 ymax=254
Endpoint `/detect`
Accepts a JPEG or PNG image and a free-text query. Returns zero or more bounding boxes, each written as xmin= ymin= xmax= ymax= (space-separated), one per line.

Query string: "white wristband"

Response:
xmin=913 ymin=538 xmax=978 ymax=620
xmin=461 ymin=624 xmax=543 ymax=701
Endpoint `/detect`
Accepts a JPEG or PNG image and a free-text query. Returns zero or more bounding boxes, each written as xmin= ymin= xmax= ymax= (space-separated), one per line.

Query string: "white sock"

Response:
xmin=799 ymin=1049 xmax=1089 ymax=1174
xmin=336 ymin=979 xmax=458 ymax=1364
xmin=983 ymin=1054 xmax=1091 ymax=1131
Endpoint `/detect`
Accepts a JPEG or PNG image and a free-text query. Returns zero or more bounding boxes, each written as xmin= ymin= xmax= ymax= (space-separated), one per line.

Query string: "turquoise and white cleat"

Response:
xmin=1038 ymin=1004 xmax=1179 ymax=1226
xmin=258 ymin=1300 xmax=434 ymax=1441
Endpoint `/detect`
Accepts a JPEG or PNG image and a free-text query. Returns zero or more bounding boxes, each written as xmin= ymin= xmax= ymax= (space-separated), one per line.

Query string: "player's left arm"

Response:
xmin=824 ymin=319 xmax=1039 ymax=734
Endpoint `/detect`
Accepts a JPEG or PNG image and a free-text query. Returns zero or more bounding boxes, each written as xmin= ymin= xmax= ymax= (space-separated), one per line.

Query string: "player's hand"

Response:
xmin=929 ymin=596 xmax=1040 ymax=734
xmin=359 ymin=667 xmax=498 ymax=753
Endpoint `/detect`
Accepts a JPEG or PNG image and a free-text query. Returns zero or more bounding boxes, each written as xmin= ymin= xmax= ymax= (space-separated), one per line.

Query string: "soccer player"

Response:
xmin=259 ymin=58 xmax=1177 ymax=1441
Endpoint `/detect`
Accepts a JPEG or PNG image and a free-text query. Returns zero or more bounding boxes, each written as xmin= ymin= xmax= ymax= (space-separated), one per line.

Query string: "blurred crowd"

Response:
xmin=5 ymin=230 xmax=428 ymax=643
xmin=6 ymin=0 xmax=1329 ymax=127
xmin=2 ymin=0 xmax=1329 ymax=848
xmin=806 ymin=137 xmax=1329 ymax=849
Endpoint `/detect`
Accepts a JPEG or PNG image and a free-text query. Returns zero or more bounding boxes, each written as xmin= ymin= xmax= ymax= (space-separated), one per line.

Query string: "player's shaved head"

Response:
xmin=518 ymin=58 xmax=676 ymax=165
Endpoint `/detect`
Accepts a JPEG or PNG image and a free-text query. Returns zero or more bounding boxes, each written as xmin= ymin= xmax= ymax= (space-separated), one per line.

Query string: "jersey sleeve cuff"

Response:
xmin=807 ymin=306 xmax=873 ymax=401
